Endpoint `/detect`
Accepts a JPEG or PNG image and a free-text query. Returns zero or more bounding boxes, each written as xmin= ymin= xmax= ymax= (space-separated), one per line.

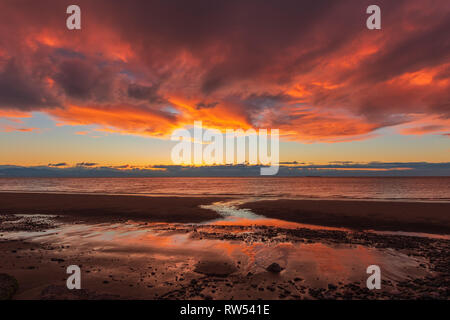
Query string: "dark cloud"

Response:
xmin=0 ymin=59 xmax=59 ymax=110
xmin=54 ymin=59 xmax=117 ymax=102
xmin=113 ymin=164 xmax=130 ymax=169
xmin=1 ymin=162 xmax=449 ymax=177
xmin=0 ymin=0 xmax=448 ymax=139
xmin=195 ymin=101 xmax=219 ymax=110
xmin=355 ymin=17 xmax=450 ymax=84
xmin=76 ymin=162 xmax=98 ymax=167
xmin=434 ymin=65 xmax=450 ymax=80
xmin=127 ymin=83 xmax=165 ymax=103
xmin=48 ymin=162 xmax=67 ymax=167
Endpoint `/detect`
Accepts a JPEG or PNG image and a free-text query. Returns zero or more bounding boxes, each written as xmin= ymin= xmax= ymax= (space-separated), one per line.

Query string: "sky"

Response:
xmin=0 ymin=0 xmax=449 ymax=176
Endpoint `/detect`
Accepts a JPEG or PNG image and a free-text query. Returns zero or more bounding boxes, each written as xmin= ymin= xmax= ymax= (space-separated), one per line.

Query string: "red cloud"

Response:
xmin=1 ymin=126 xmax=39 ymax=133
xmin=0 ymin=0 xmax=448 ymax=142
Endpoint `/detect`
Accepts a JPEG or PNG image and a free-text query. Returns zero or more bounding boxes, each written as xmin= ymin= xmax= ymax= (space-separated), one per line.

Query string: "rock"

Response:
xmin=194 ymin=260 xmax=237 ymax=277
xmin=328 ymin=284 xmax=337 ymax=290
xmin=0 ymin=274 xmax=19 ymax=300
xmin=266 ymin=263 xmax=284 ymax=273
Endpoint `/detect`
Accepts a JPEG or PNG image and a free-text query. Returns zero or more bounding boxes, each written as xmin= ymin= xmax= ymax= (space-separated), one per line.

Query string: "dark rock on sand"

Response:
xmin=328 ymin=284 xmax=337 ymax=290
xmin=0 ymin=273 xmax=19 ymax=300
xmin=266 ymin=263 xmax=284 ymax=273
xmin=194 ymin=260 xmax=237 ymax=277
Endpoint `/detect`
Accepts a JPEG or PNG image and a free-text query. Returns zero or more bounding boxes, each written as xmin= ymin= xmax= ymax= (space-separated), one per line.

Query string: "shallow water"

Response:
xmin=201 ymin=199 xmax=450 ymax=239
xmin=1 ymin=214 xmax=431 ymax=291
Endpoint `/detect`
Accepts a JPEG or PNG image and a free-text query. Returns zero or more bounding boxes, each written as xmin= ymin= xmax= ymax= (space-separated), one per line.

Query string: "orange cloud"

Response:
xmin=169 ymin=97 xmax=252 ymax=130
xmin=0 ymin=110 xmax=32 ymax=119
xmin=399 ymin=115 xmax=450 ymax=136
xmin=1 ymin=0 xmax=449 ymax=145
xmin=1 ymin=126 xmax=38 ymax=133
xmin=75 ymin=131 xmax=89 ymax=135
xmin=276 ymin=109 xmax=378 ymax=143
xmin=48 ymin=104 xmax=180 ymax=137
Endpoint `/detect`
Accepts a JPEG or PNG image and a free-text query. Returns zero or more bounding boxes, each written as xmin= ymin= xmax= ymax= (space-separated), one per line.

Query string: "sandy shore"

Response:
xmin=240 ymin=199 xmax=450 ymax=234
xmin=0 ymin=192 xmax=225 ymax=223
xmin=2 ymin=193 xmax=450 ymax=233
xmin=1 ymin=220 xmax=449 ymax=300
xmin=0 ymin=193 xmax=449 ymax=300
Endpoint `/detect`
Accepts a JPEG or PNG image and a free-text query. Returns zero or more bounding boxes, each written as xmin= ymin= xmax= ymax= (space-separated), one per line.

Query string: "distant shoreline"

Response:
xmin=0 ymin=175 xmax=449 ymax=178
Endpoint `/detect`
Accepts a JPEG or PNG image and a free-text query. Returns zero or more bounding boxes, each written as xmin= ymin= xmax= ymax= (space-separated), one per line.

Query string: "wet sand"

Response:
xmin=0 ymin=192 xmax=225 ymax=223
xmin=2 ymin=193 xmax=449 ymax=233
xmin=240 ymin=199 xmax=450 ymax=234
xmin=0 ymin=193 xmax=449 ymax=300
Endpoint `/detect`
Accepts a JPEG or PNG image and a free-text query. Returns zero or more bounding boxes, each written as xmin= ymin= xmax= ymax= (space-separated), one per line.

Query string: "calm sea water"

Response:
xmin=0 ymin=177 xmax=449 ymax=201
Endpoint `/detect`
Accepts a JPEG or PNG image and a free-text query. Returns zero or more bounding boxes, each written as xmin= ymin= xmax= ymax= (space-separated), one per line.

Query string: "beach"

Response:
xmin=240 ymin=199 xmax=450 ymax=234
xmin=0 ymin=192 xmax=225 ymax=223
xmin=0 ymin=192 xmax=449 ymax=300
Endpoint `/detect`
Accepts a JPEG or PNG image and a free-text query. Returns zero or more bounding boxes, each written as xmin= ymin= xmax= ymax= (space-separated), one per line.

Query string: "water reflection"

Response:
xmin=1 ymin=177 xmax=448 ymax=201
xmin=2 ymin=218 xmax=428 ymax=286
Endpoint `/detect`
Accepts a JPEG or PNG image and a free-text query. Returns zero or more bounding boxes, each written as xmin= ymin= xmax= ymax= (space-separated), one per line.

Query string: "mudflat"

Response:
xmin=240 ymin=199 xmax=450 ymax=234
xmin=0 ymin=192 xmax=226 ymax=223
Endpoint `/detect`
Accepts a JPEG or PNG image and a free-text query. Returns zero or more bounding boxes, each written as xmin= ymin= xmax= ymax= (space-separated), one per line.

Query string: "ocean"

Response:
xmin=0 ymin=177 xmax=448 ymax=202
